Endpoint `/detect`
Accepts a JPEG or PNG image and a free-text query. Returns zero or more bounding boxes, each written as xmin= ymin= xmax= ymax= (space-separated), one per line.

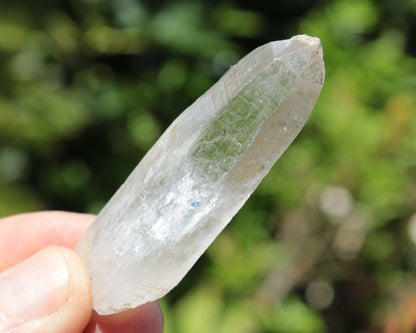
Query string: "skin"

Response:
xmin=0 ymin=211 xmax=164 ymax=333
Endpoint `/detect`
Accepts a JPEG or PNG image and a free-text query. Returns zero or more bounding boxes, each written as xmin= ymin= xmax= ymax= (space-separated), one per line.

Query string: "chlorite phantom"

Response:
xmin=76 ymin=35 xmax=325 ymax=315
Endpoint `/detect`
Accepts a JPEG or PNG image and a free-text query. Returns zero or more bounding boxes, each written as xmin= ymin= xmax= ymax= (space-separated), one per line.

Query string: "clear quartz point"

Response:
xmin=75 ymin=34 xmax=325 ymax=315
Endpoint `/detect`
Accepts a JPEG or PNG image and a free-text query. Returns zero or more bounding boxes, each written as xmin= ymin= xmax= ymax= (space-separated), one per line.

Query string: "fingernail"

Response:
xmin=0 ymin=246 xmax=70 ymax=320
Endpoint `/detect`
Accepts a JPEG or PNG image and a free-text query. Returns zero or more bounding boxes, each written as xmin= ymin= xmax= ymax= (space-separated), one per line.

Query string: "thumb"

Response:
xmin=0 ymin=245 xmax=92 ymax=332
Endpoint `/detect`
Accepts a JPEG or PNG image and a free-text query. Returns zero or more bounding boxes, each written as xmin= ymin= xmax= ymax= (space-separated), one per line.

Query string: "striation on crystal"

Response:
xmin=75 ymin=34 xmax=325 ymax=315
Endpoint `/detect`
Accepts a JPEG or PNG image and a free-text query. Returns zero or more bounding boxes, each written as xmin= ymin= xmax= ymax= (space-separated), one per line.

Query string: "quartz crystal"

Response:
xmin=75 ymin=35 xmax=325 ymax=315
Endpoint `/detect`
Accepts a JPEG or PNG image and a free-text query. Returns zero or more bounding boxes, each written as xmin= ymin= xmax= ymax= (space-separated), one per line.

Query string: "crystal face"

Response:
xmin=75 ymin=35 xmax=325 ymax=315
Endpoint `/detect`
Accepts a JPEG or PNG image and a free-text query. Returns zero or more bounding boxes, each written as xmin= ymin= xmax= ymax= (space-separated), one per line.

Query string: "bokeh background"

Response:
xmin=0 ymin=0 xmax=416 ymax=332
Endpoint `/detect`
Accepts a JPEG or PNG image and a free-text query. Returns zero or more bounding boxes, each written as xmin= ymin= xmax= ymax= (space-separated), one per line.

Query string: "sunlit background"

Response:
xmin=0 ymin=0 xmax=416 ymax=332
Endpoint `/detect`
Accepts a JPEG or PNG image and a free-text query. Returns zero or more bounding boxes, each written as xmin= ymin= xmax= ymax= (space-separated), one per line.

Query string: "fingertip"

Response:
xmin=0 ymin=246 xmax=93 ymax=332
xmin=84 ymin=301 xmax=164 ymax=333
xmin=37 ymin=246 xmax=92 ymax=332
xmin=0 ymin=211 xmax=96 ymax=271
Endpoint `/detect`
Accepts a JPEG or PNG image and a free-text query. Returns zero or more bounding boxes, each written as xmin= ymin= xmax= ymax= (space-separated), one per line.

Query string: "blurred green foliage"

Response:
xmin=1 ymin=0 xmax=416 ymax=331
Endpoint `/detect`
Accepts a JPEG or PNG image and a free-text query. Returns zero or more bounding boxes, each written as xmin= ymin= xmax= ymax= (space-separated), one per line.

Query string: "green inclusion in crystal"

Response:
xmin=191 ymin=61 xmax=297 ymax=177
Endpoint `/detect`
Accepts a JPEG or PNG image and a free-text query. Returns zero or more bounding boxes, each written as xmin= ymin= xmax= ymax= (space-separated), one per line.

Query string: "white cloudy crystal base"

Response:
xmin=75 ymin=35 xmax=325 ymax=315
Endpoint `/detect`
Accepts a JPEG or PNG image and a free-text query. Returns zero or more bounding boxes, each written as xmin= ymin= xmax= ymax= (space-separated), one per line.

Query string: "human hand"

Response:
xmin=0 ymin=211 xmax=164 ymax=332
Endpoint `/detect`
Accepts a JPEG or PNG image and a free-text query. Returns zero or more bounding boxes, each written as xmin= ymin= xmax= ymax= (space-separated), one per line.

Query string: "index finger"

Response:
xmin=0 ymin=211 xmax=95 ymax=271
